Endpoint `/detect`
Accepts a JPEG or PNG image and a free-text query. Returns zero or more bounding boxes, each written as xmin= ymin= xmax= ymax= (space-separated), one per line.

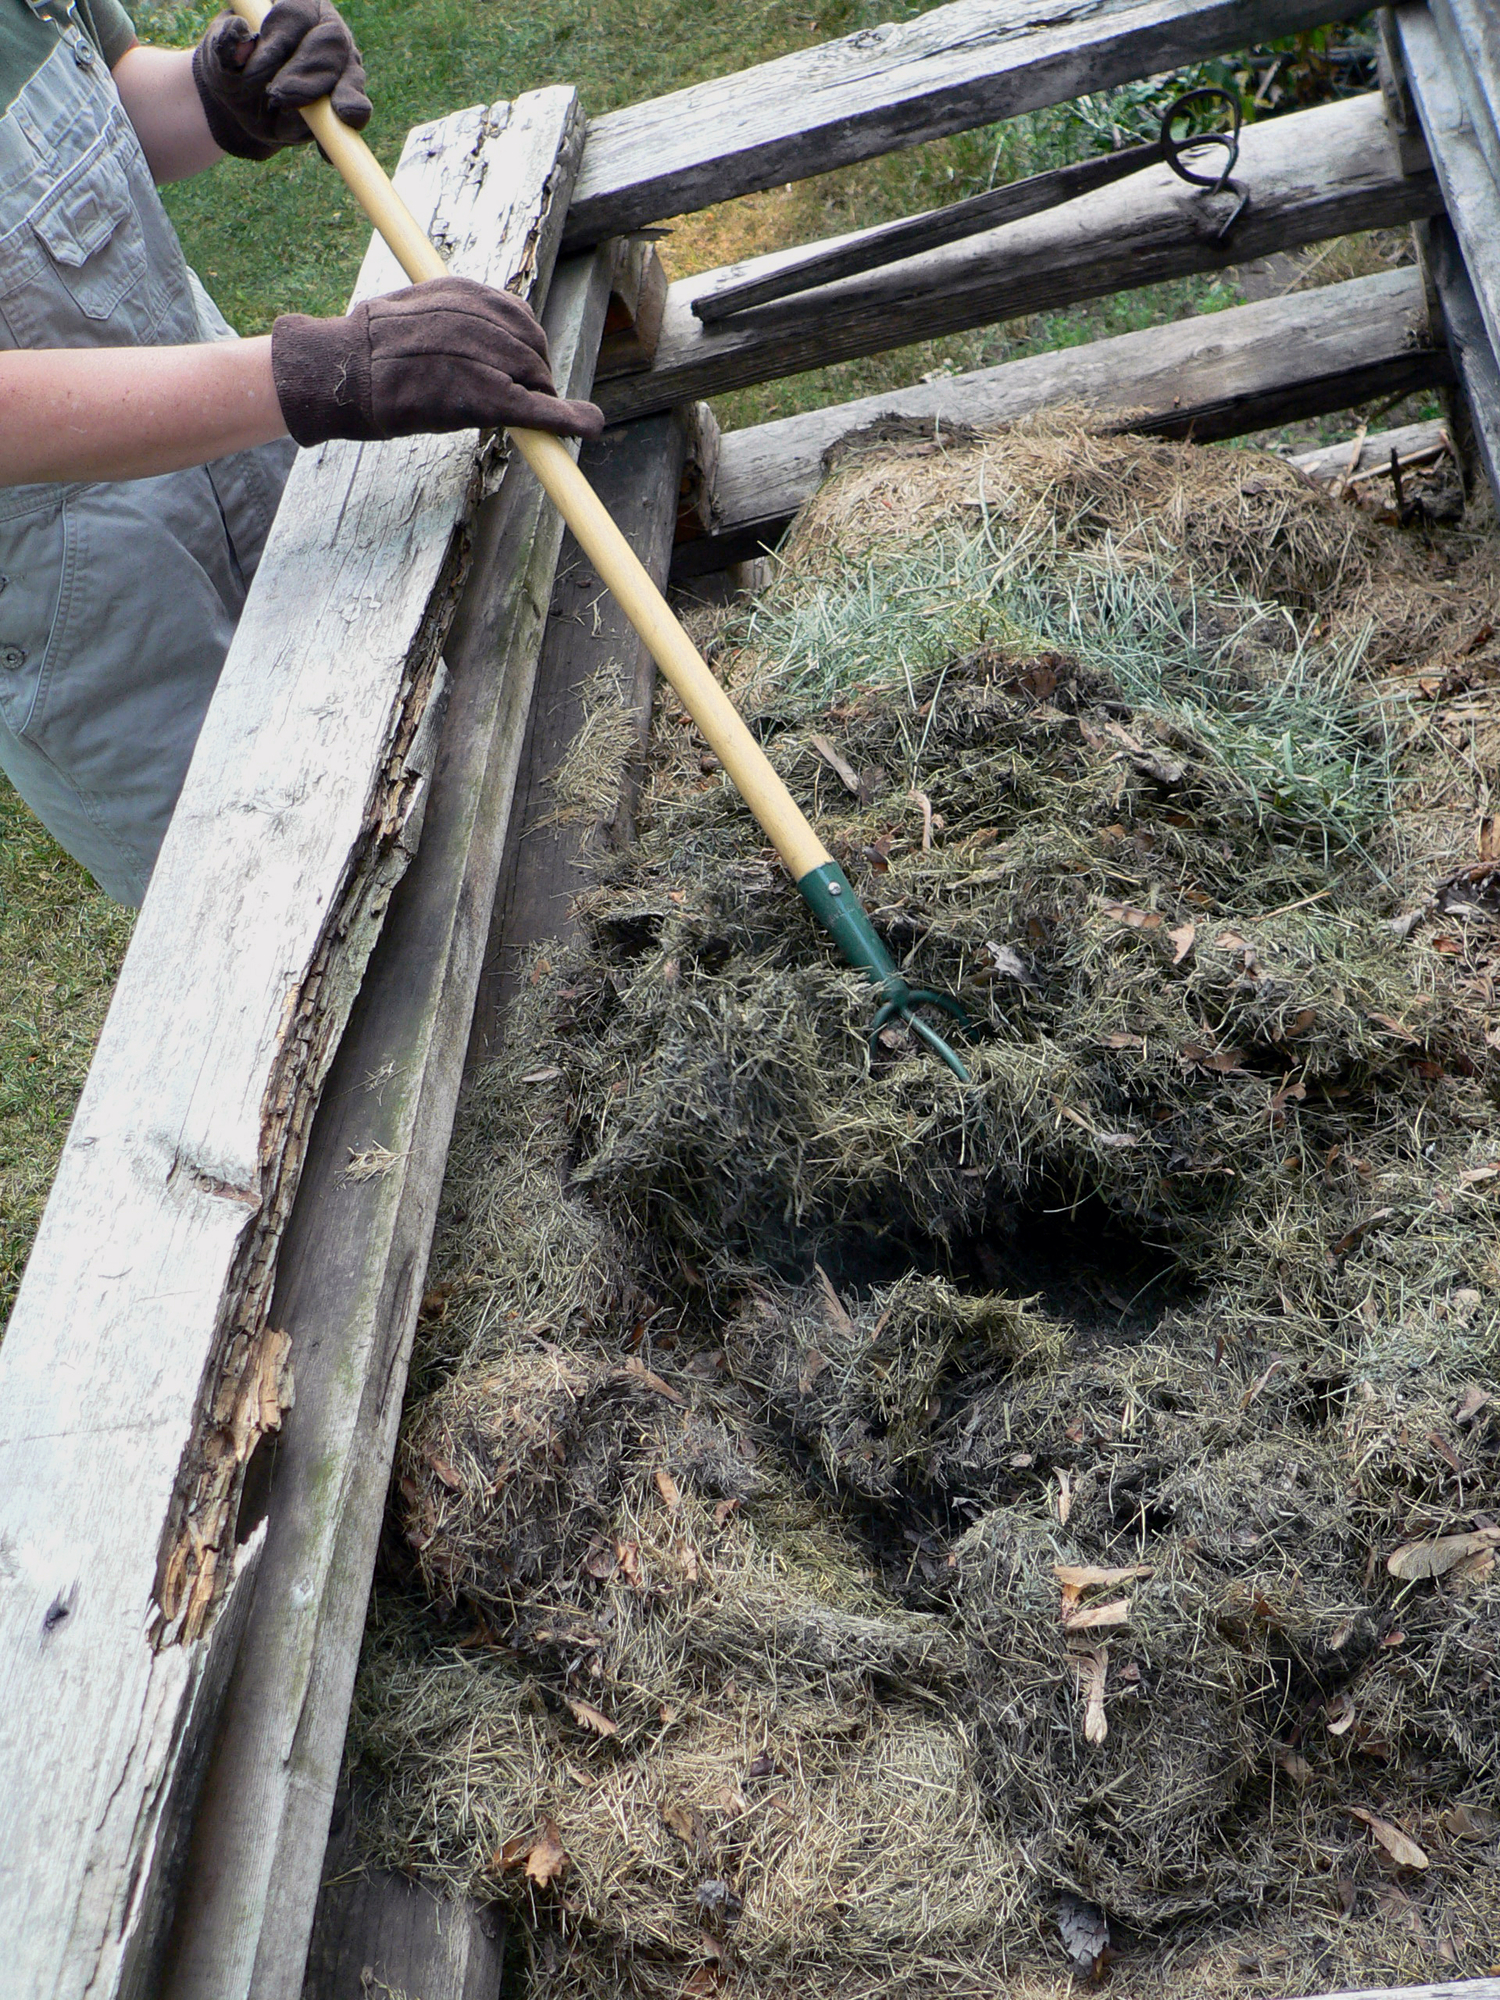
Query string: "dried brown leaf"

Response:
xmin=619 ymin=1356 xmax=685 ymax=1403
xmin=1063 ymin=1597 xmax=1132 ymax=1631
xmin=565 ymin=1696 xmax=619 ymax=1739
xmin=1055 ymin=1563 xmax=1153 ymax=1593
xmin=1387 ymin=1527 xmax=1500 ymax=1580
xmin=524 ymin=1819 xmax=569 ymax=1887
xmin=1102 ymin=901 xmax=1163 ymax=930
xmin=810 ymin=732 xmax=861 ymax=794
xmin=1349 ymin=1807 xmax=1429 ymax=1870
xmin=1168 ymin=921 xmax=1196 ymax=964
xmin=654 ymin=1468 xmax=681 ymax=1510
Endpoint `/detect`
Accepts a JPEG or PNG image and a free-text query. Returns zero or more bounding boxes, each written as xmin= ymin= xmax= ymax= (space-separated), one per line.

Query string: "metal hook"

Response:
xmin=1159 ymin=85 xmax=1250 ymax=242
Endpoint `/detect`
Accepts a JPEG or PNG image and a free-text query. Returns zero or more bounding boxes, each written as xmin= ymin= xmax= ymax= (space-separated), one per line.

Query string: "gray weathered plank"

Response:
xmin=1426 ymin=0 xmax=1500 ymax=194
xmin=1418 ymin=215 xmax=1500 ymax=502
xmin=691 ymin=136 xmax=1161 ymax=322
xmin=1290 ymin=1985 xmax=1500 ymax=2000
xmin=600 ymin=92 xmax=1440 ymax=424
xmin=0 ymin=89 xmax=581 ymax=2000
xmin=303 ymin=1871 xmax=505 ymax=2000
xmin=1395 ymin=3 xmax=1500 ymax=371
xmin=1290 ymin=415 xmax=1449 ymax=480
xmin=671 ymin=265 xmax=1443 ymax=576
xmin=159 ymin=245 xmax=613 ymax=2000
xmin=469 ymin=408 xmax=690 ymax=1054
xmin=562 ymin=0 xmax=1363 ymax=248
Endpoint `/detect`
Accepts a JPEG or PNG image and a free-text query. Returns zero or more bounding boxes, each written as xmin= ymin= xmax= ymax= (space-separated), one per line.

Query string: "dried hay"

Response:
xmin=352 ymin=414 xmax=1500 ymax=1997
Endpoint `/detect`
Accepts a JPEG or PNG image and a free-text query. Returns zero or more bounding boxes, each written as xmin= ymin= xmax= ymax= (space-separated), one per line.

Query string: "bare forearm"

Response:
xmin=0 ymin=341 xmax=287 ymax=485
xmin=112 ymin=44 xmax=223 ymax=182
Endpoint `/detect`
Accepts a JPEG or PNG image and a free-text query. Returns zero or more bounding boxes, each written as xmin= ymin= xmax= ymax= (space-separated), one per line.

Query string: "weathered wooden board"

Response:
xmin=159 ymin=246 xmax=613 ymax=2000
xmin=1395 ymin=4 xmax=1500 ymax=372
xmin=469 ymin=408 xmax=690 ymax=1054
xmin=691 ymin=136 xmax=1160 ymax=322
xmin=1427 ymin=0 xmax=1500 ymax=194
xmin=671 ymin=265 xmax=1443 ymax=576
xmin=1292 ymin=1985 xmax=1500 ymax=2000
xmin=1418 ymin=215 xmax=1500 ymax=503
xmin=303 ymin=1866 xmax=505 ymax=2000
xmin=599 ymin=92 xmax=1440 ymax=424
xmin=0 ymin=89 xmax=582 ymax=2000
xmin=290 ymin=407 xmax=687 ymax=2000
xmin=562 ymin=0 xmax=1363 ymax=248
xmin=1290 ymin=415 xmax=1449 ymax=481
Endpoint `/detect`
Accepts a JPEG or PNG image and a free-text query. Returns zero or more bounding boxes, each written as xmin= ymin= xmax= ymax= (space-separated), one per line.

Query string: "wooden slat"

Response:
xmin=1418 ymin=215 xmax=1500 ymax=500
xmin=690 ymin=137 xmax=1160 ymax=322
xmin=0 ymin=89 xmax=581 ymax=2000
xmin=294 ymin=408 xmax=689 ymax=2000
xmin=158 ymin=247 xmax=613 ymax=2000
xmin=562 ymin=0 xmax=1362 ymax=248
xmin=1426 ymin=0 xmax=1500 ymax=192
xmin=469 ymin=408 xmax=690 ymax=1055
xmin=670 ymin=266 xmax=1443 ymax=577
xmin=599 ymin=92 xmax=1440 ymax=424
xmin=1395 ymin=3 xmax=1500 ymax=368
xmin=1290 ymin=1984 xmax=1500 ymax=2000
xmin=302 ymin=1863 xmax=505 ymax=2000
xmin=1290 ymin=415 xmax=1449 ymax=480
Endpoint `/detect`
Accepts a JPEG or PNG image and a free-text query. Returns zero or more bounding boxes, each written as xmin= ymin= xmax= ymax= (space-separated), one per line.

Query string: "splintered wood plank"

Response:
xmin=598 ymin=92 xmax=1440 ymax=423
xmin=672 ymin=266 xmax=1443 ymax=576
xmin=0 ymin=88 xmax=582 ymax=2000
xmin=159 ymin=245 xmax=613 ymax=2000
xmin=562 ymin=0 xmax=1362 ymax=248
xmin=470 ymin=407 xmax=689 ymax=1053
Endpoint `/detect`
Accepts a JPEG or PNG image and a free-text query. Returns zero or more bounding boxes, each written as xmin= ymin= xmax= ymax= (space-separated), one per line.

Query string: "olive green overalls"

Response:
xmin=0 ymin=0 xmax=294 ymax=903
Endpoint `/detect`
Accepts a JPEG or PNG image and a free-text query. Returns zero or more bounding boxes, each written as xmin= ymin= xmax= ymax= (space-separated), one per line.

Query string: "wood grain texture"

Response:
xmin=303 ymin=1866 xmax=505 ymax=2000
xmin=1396 ymin=3 xmax=1500 ymax=371
xmin=691 ymin=137 xmax=1161 ymax=322
xmin=1427 ymin=0 xmax=1500 ymax=193
xmin=1290 ymin=415 xmax=1449 ymax=479
xmin=1291 ymin=1984 xmax=1500 ymax=2000
xmin=0 ymin=89 xmax=581 ymax=2000
xmin=469 ymin=409 xmax=689 ymax=1055
xmin=562 ymin=0 xmax=1363 ymax=247
xmin=599 ymin=92 xmax=1441 ymax=423
xmin=158 ymin=246 xmax=611 ymax=2000
xmin=1418 ymin=214 xmax=1500 ymax=502
xmin=671 ymin=266 xmax=1442 ymax=575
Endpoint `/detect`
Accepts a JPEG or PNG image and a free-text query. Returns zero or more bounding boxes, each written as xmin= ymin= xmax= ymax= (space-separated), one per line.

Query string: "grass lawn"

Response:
xmin=0 ymin=4 xmax=1411 ymax=1324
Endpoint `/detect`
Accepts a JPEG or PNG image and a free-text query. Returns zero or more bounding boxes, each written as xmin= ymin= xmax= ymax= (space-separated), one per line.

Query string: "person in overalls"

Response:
xmin=0 ymin=0 xmax=602 ymax=904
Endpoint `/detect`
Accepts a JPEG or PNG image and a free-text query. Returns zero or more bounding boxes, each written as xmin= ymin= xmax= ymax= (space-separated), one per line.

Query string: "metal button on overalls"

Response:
xmin=0 ymin=0 xmax=295 ymax=904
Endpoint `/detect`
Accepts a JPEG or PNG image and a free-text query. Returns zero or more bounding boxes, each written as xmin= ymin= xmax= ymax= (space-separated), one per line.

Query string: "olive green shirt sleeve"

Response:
xmin=84 ymin=0 xmax=138 ymax=68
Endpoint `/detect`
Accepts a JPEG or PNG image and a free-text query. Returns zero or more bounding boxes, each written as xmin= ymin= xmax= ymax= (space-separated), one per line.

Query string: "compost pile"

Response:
xmin=351 ymin=415 xmax=1500 ymax=1999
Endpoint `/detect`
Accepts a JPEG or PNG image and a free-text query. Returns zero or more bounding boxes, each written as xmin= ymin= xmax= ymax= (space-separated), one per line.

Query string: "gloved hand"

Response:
xmin=270 ymin=276 xmax=607 ymax=445
xmin=193 ymin=0 xmax=371 ymax=161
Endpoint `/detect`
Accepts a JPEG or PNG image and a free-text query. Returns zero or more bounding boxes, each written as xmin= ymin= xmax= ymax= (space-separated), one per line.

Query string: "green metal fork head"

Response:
xmin=797 ymin=860 xmax=971 ymax=1083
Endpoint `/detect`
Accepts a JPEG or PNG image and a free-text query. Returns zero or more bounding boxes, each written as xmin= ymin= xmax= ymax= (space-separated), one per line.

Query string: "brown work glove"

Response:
xmin=270 ymin=276 xmax=606 ymax=445
xmin=192 ymin=0 xmax=371 ymax=162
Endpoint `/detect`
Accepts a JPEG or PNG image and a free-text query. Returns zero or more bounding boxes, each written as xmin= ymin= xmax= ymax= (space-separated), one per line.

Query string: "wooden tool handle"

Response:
xmin=226 ymin=0 xmax=831 ymax=883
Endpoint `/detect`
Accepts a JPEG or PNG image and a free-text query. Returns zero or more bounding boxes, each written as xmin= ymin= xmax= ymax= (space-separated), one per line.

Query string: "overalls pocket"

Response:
xmin=29 ymin=142 xmax=148 ymax=323
xmin=0 ymin=490 xmax=73 ymax=743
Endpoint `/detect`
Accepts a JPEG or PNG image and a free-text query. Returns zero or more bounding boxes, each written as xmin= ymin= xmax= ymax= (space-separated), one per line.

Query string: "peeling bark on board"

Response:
xmin=0 ymin=88 xmax=582 ymax=2000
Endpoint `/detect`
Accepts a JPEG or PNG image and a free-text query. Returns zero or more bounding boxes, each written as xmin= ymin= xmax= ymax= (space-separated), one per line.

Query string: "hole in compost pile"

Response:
xmin=961 ymin=1192 xmax=1186 ymax=1350
xmin=1290 ymin=1370 xmax=1350 ymax=1429
xmin=809 ymin=1192 xmax=1187 ymax=1350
